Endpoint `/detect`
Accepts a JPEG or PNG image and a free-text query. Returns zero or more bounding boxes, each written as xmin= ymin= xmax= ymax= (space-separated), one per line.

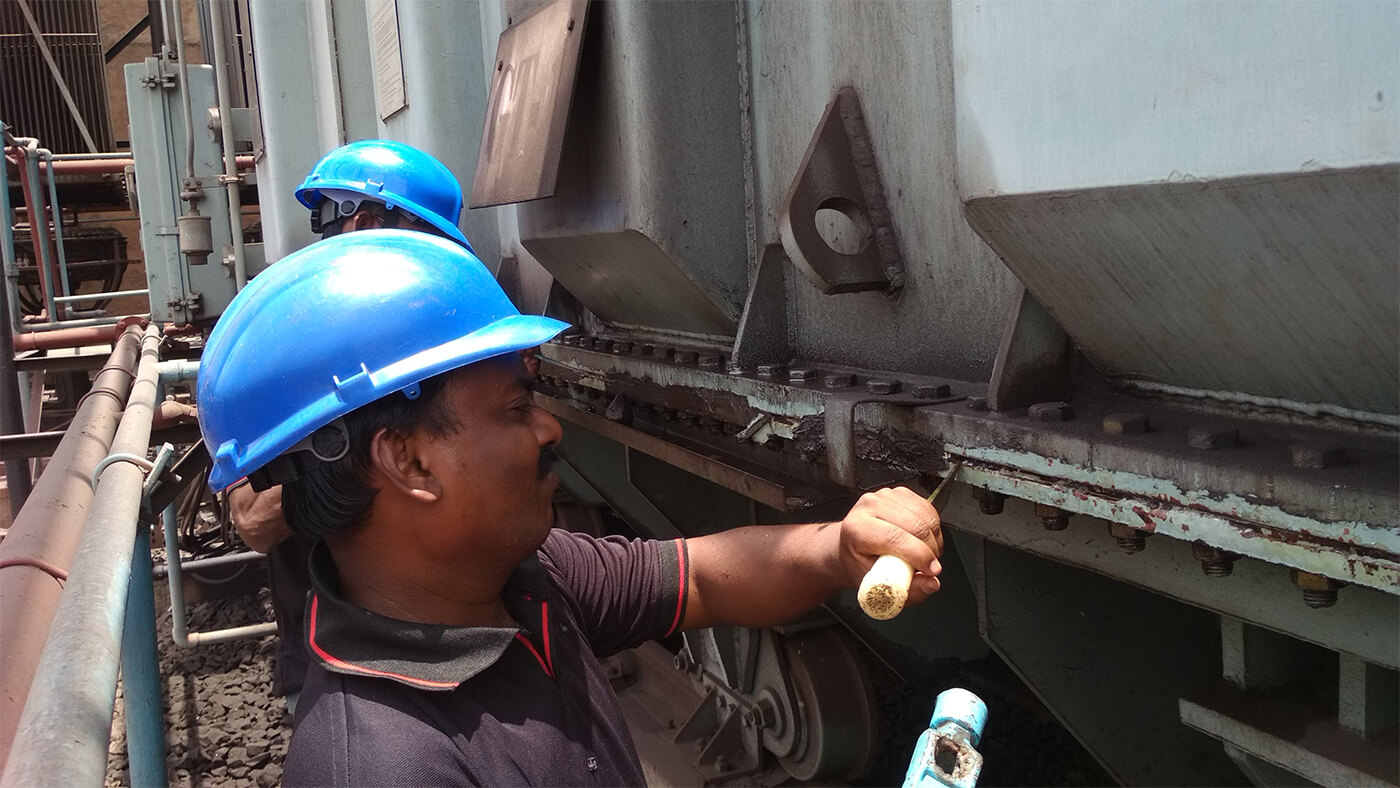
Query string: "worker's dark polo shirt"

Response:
xmin=282 ymin=529 xmax=689 ymax=787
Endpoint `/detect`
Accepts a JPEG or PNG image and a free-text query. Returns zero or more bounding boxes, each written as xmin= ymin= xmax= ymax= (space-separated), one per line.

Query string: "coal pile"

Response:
xmin=105 ymin=578 xmax=292 ymax=787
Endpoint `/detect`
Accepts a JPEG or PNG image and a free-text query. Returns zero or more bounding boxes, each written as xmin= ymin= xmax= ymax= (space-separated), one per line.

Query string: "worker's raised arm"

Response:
xmin=228 ymin=483 xmax=293 ymax=554
xmin=679 ymin=486 xmax=943 ymax=631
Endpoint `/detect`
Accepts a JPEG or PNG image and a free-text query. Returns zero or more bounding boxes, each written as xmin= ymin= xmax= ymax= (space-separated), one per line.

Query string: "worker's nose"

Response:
xmin=534 ymin=406 xmax=563 ymax=448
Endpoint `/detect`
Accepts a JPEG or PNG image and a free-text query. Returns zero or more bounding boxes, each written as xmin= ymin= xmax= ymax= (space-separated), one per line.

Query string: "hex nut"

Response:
xmin=674 ymin=350 xmax=698 ymax=364
xmin=789 ymin=368 xmax=818 ymax=383
xmin=823 ymin=373 xmax=854 ymax=389
xmin=1028 ymin=401 xmax=1074 ymax=422
xmin=1291 ymin=569 xmax=1345 ymax=608
xmin=1191 ymin=540 xmax=1238 ymax=577
xmin=976 ymin=490 xmax=1006 ymax=516
xmin=561 ymin=335 xmax=580 ymax=346
xmin=698 ymin=353 xmax=723 ymax=367
xmin=1108 ymin=523 xmax=1147 ymax=553
xmin=913 ymin=383 xmax=952 ymax=399
xmin=1034 ymin=503 xmax=1071 ymax=531
xmin=1288 ymin=443 xmax=1348 ymax=469
xmin=866 ymin=379 xmax=901 ymax=395
xmin=1290 ymin=569 xmax=1343 ymax=591
xmin=1102 ymin=412 xmax=1150 ymax=435
xmin=612 ymin=341 xmax=632 ymax=354
xmin=1187 ymin=425 xmax=1239 ymax=450
xmin=757 ymin=363 xmax=786 ymax=378
xmin=966 ymin=396 xmax=989 ymax=412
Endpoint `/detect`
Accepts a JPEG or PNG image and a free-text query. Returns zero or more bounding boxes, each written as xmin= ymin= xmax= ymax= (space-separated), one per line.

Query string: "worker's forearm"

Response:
xmin=679 ymin=487 xmax=944 ymax=631
xmin=681 ymin=521 xmax=846 ymax=631
xmin=228 ymin=483 xmax=293 ymax=553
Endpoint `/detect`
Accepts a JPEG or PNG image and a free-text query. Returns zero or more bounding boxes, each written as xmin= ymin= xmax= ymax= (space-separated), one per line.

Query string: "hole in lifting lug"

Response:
xmin=815 ymin=197 xmax=872 ymax=255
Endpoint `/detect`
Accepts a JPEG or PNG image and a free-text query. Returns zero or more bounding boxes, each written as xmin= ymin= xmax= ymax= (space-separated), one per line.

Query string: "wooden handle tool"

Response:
xmin=856 ymin=462 xmax=961 ymax=620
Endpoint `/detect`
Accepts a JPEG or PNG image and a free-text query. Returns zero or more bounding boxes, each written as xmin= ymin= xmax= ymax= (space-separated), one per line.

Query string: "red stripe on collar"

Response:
xmin=307 ymin=594 xmax=461 ymax=690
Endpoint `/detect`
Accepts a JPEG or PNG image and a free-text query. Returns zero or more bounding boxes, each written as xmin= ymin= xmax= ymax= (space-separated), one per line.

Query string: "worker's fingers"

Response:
xmin=840 ymin=487 xmax=943 ymax=579
xmin=905 ymin=571 xmax=942 ymax=604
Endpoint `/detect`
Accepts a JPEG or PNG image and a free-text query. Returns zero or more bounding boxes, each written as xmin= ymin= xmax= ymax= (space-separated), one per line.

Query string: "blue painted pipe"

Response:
xmin=122 ymin=524 xmax=167 ymax=787
xmin=902 ymin=688 xmax=989 ymax=788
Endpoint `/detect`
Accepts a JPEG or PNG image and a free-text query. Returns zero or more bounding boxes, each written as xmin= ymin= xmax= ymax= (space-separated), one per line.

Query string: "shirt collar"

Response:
xmin=303 ymin=540 xmax=553 ymax=691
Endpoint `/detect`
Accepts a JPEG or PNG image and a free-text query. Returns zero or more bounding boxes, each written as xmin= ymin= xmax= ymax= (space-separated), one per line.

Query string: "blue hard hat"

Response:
xmin=197 ymin=230 xmax=569 ymax=491
xmin=294 ymin=140 xmax=473 ymax=251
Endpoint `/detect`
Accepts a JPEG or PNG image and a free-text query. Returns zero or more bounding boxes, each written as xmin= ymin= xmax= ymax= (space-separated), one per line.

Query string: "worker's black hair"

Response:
xmin=281 ymin=369 xmax=461 ymax=541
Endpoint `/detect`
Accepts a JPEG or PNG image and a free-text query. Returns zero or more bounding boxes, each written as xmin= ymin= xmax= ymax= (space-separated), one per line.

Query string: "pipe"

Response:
xmin=152 ymin=549 xmax=263 ymax=579
xmin=37 ymin=151 xmax=71 ymax=312
xmin=49 ymin=152 xmax=131 ymax=161
xmin=121 ymin=524 xmax=166 ymax=787
xmin=0 ymin=325 xmax=161 ymax=787
xmin=11 ymin=324 xmax=115 ymax=352
xmin=0 ymin=144 xmax=20 ymax=339
xmin=5 ymin=145 xmax=53 ymax=323
xmin=0 ymin=138 xmax=33 ymax=514
xmin=209 ymin=0 xmax=249 ymax=290
xmin=161 ymin=504 xmax=278 ymax=648
xmin=14 ymin=315 xmax=131 ymax=335
xmin=161 ymin=0 xmax=197 ymax=187
xmin=0 ymin=325 xmax=143 ymax=773
xmin=157 ymin=358 xmax=199 ymax=384
xmin=53 ymin=288 xmax=150 ymax=304
xmin=21 ymin=148 xmax=62 ymax=322
xmin=32 ymin=154 xmax=255 ymax=177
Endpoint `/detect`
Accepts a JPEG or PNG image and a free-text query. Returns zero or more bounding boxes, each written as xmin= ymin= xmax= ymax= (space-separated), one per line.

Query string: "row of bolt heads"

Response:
xmin=557 ymin=336 xmax=953 ymax=398
xmin=557 ymin=338 xmax=1349 ymax=468
xmin=978 ymin=491 xmax=1345 ymax=608
xmin=558 ymin=337 xmax=1351 ymax=606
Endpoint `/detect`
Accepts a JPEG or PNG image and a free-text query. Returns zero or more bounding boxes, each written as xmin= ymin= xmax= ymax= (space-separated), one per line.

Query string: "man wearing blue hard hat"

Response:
xmin=201 ymin=231 xmax=944 ymax=787
xmin=227 ymin=139 xmax=479 ymax=712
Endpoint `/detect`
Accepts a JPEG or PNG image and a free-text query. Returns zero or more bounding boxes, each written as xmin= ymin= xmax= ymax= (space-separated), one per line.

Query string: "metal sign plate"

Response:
xmin=469 ymin=0 xmax=589 ymax=208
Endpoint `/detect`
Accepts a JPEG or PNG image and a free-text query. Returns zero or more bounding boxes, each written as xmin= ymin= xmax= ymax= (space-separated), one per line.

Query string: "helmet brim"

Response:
xmin=205 ymin=313 xmax=568 ymax=492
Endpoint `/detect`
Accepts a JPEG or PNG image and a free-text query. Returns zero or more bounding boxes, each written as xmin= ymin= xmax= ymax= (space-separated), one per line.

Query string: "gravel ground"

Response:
xmin=106 ymin=578 xmax=291 ymax=788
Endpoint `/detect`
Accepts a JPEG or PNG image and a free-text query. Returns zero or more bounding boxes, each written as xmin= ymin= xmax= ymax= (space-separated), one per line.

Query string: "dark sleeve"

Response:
xmin=538 ymin=529 xmax=688 ymax=657
xmin=283 ymin=670 xmax=478 ymax=788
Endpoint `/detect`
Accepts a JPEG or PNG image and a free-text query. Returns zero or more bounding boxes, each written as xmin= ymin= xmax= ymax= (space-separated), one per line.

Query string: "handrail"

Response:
xmin=0 ymin=325 xmax=144 ymax=772
xmin=0 ymin=326 xmax=162 ymax=787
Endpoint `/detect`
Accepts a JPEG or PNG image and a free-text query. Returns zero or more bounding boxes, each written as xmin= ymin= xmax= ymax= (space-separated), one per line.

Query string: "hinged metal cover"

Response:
xmin=470 ymin=0 xmax=589 ymax=208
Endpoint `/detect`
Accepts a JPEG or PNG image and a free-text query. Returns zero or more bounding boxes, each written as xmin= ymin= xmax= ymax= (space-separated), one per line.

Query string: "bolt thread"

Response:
xmin=1302 ymin=589 xmax=1337 ymax=609
xmin=1115 ymin=536 xmax=1146 ymax=554
xmin=1202 ymin=561 xmax=1233 ymax=577
xmin=978 ymin=496 xmax=1005 ymax=516
xmin=1041 ymin=516 xmax=1069 ymax=531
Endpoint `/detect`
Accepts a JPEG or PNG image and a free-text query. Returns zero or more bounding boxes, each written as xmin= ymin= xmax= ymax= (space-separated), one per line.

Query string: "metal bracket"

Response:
xmin=988 ymin=284 xmax=1072 ymax=411
xmin=730 ymin=244 xmax=790 ymax=371
xmin=824 ymin=392 xmax=962 ymax=490
xmin=779 ymin=87 xmax=905 ymax=294
xmin=145 ymin=440 xmax=209 ymax=516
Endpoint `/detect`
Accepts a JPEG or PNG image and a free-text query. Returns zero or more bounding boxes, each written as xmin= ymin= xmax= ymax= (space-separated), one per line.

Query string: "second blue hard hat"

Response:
xmin=197 ymin=230 xmax=569 ymax=491
xmin=294 ymin=139 xmax=472 ymax=251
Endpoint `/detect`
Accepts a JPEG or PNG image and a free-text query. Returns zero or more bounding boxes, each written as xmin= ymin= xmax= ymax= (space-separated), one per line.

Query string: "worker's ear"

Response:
xmin=368 ymin=427 xmax=441 ymax=505
xmin=347 ymin=209 xmax=383 ymax=232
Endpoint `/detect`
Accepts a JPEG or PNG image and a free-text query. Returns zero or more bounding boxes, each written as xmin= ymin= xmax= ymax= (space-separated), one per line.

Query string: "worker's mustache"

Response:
xmin=537 ymin=446 xmax=558 ymax=479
